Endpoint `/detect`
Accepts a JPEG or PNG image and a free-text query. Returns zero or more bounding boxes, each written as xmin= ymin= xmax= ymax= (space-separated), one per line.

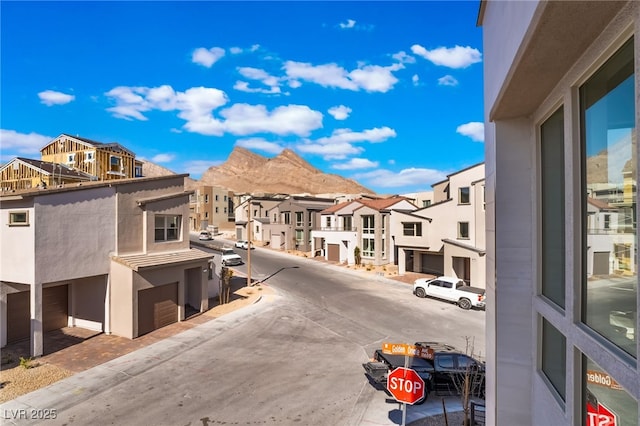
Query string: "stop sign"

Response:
xmin=387 ymin=367 xmax=425 ymax=405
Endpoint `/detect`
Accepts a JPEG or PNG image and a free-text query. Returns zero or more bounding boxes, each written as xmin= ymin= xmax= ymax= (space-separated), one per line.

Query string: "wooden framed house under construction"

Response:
xmin=1 ymin=134 xmax=143 ymax=191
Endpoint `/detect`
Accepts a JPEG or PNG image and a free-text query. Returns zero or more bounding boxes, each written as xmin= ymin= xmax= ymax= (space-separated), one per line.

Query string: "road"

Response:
xmin=7 ymin=240 xmax=486 ymax=425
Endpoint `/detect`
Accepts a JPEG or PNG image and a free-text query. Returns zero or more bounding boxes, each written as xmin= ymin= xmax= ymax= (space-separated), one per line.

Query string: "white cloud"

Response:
xmin=316 ymin=127 xmax=396 ymax=145
xmin=456 ymin=122 xmax=485 ymax=142
xmin=296 ymin=142 xmax=363 ymax=160
xmin=411 ymin=44 xmax=482 ymax=69
xmin=332 ymin=158 xmax=379 ymax=170
xmin=105 ymin=85 xmax=322 ymax=137
xmin=353 ymin=167 xmax=448 ymax=188
xmin=192 ymin=47 xmax=225 ymax=67
xmin=220 ymin=104 xmax=323 ymax=136
xmin=229 ymin=47 xmax=242 ymax=54
xmin=392 ymin=51 xmax=416 ymax=64
xmin=234 ymin=67 xmax=282 ymax=94
xmin=328 ymin=105 xmax=352 ymax=120
xmin=438 ymin=75 xmax=459 ymax=86
xmin=339 ymin=19 xmax=356 ymax=29
xmin=235 ymin=137 xmax=284 ymax=154
xmin=0 ymin=129 xmax=52 ymax=155
xmin=38 ymin=90 xmax=75 ymax=106
xmin=412 ymin=74 xmax=420 ymax=86
xmin=284 ymin=61 xmax=401 ymax=93
xmin=151 ymin=153 xmax=175 ymax=163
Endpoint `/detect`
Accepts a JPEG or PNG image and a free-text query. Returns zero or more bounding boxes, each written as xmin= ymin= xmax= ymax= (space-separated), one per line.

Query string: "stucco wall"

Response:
xmin=1 ymin=200 xmax=35 ymax=284
xmin=35 ymin=186 xmax=115 ymax=284
xmin=109 ymin=261 xmax=134 ymax=339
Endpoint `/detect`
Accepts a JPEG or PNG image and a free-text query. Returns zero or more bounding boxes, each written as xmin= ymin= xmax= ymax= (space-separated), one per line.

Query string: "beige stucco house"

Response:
xmin=396 ymin=163 xmax=486 ymax=286
xmin=1 ymin=174 xmax=212 ymax=356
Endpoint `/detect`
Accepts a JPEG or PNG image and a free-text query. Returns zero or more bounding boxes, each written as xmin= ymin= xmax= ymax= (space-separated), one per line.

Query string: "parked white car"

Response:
xmin=413 ymin=276 xmax=486 ymax=310
xmin=221 ymin=248 xmax=243 ymax=266
xmin=198 ymin=231 xmax=212 ymax=241
xmin=235 ymin=240 xmax=249 ymax=249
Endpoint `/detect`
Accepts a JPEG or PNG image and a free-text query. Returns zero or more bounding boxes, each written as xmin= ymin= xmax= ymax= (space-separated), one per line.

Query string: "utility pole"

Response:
xmin=247 ymin=196 xmax=252 ymax=287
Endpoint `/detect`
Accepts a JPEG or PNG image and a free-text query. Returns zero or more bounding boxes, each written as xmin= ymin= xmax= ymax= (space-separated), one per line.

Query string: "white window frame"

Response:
xmin=154 ymin=214 xmax=181 ymax=242
xmin=8 ymin=211 xmax=29 ymax=226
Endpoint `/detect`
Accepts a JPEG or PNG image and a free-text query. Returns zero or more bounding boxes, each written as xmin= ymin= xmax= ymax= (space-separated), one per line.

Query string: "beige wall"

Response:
xmin=109 ymin=261 xmax=134 ymax=339
xmin=1 ymin=201 xmax=35 ymax=284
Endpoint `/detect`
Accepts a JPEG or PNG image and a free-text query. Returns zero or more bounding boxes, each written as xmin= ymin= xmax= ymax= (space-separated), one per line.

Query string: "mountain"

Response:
xmin=198 ymin=147 xmax=375 ymax=195
xmin=141 ymin=161 xmax=198 ymax=188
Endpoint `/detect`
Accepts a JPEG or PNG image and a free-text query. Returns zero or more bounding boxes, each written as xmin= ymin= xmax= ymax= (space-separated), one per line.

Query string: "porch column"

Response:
xmin=0 ymin=285 xmax=7 ymax=347
xmin=398 ymin=249 xmax=406 ymax=275
xmin=30 ymin=282 xmax=43 ymax=357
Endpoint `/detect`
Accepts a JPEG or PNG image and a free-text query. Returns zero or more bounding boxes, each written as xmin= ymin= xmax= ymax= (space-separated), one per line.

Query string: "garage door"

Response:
xmin=327 ymin=244 xmax=340 ymax=262
xmin=138 ymin=283 xmax=178 ymax=336
xmin=43 ymin=285 xmax=69 ymax=332
xmin=593 ymin=252 xmax=610 ymax=275
xmin=421 ymin=253 xmax=444 ymax=275
xmin=271 ymin=234 xmax=282 ymax=249
xmin=7 ymin=291 xmax=29 ymax=343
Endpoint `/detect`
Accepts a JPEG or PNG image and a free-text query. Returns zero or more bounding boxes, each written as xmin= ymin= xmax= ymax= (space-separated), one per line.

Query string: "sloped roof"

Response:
xmin=45 ymin=134 xmax=136 ymax=156
xmin=587 ymin=197 xmax=613 ymax=210
xmin=359 ymin=196 xmax=414 ymax=211
xmin=1 ymin=157 xmax=94 ymax=180
xmin=111 ymin=249 xmax=212 ymax=271
xmin=321 ymin=200 xmax=355 ymax=214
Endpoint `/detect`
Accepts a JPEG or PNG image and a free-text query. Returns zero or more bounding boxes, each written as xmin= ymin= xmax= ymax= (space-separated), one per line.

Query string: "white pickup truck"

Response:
xmin=413 ymin=276 xmax=486 ymax=310
xmin=221 ymin=248 xmax=243 ymax=266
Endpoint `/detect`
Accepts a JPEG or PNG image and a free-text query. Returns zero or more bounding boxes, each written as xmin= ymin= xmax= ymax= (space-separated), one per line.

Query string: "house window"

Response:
xmin=422 ymin=200 xmax=431 ymax=207
xmin=205 ymin=212 xmax=209 ymax=219
xmin=541 ymin=106 xmax=565 ymax=308
xmin=343 ymin=216 xmax=353 ymax=231
xmin=273 ymin=213 xmax=277 ymax=222
xmin=363 ymin=215 xmax=374 ymax=234
xmin=215 ymin=195 xmax=219 ymax=201
xmin=67 ymin=153 xmax=75 ymax=164
xmin=155 ymin=215 xmax=181 ymax=242
xmin=204 ymin=194 xmax=209 ymax=203
xmin=109 ymin=155 xmax=122 ymax=173
xmin=583 ymin=356 xmax=637 ymax=425
xmin=215 ymin=207 xmax=219 ymax=213
xmin=296 ymin=212 xmax=304 ymax=226
xmin=362 ymin=237 xmax=375 ymax=257
xmin=403 ymin=222 xmax=422 ymax=236
xmin=604 ymin=214 xmax=610 ymax=230
xmin=8 ymin=211 xmax=29 ymax=226
xmin=134 ymin=165 xmax=143 ymax=177
xmin=224 ymin=207 xmax=227 ymax=214
xmin=581 ymin=38 xmax=636 ymax=358
xmin=459 ymin=187 xmax=470 ymax=204
xmin=224 ymin=195 xmax=227 ymax=202
xmin=458 ymin=222 xmax=469 ymax=239
xmin=295 ymin=229 xmax=303 ymax=246
xmin=253 ymin=209 xmax=258 ymax=217
xmin=541 ymin=318 xmax=566 ymax=400
xmin=84 ymin=151 xmax=94 ymax=161
xmin=325 ymin=217 xmax=331 ymax=228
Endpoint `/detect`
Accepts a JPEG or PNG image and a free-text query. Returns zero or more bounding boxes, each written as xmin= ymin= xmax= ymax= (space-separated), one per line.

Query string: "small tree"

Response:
xmin=451 ymin=337 xmax=485 ymax=425
xmin=219 ymin=267 xmax=233 ymax=304
xmin=354 ymin=246 xmax=361 ymax=266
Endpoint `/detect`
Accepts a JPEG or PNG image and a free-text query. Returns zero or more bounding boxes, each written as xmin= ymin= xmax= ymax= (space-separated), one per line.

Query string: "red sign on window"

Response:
xmin=586 ymin=400 xmax=618 ymax=426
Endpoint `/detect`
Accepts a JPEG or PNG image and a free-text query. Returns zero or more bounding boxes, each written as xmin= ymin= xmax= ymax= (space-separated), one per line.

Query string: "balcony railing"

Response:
xmin=315 ymin=226 xmax=357 ymax=232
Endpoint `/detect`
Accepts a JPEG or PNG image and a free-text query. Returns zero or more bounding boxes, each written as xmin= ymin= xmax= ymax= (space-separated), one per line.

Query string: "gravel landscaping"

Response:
xmin=1 ymin=351 xmax=73 ymax=403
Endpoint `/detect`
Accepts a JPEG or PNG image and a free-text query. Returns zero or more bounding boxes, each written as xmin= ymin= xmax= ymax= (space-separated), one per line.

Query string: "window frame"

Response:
xmin=154 ymin=214 xmax=181 ymax=242
xmin=458 ymin=221 xmax=469 ymax=239
xmin=459 ymin=187 xmax=471 ymax=205
xmin=8 ymin=211 xmax=29 ymax=226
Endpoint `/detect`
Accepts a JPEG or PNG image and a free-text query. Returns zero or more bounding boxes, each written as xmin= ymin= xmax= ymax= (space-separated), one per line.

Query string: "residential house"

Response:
xmin=0 ymin=157 xmax=94 ymax=191
xmin=1 ymin=133 xmax=140 ymax=191
xmin=265 ymin=196 xmax=335 ymax=252
xmin=1 ymin=174 xmax=212 ymax=356
xmin=189 ymin=185 xmax=234 ymax=232
xmin=313 ymin=196 xmax=417 ymax=266
xmin=402 ymin=191 xmax=435 ymax=208
xmin=481 ymin=1 xmax=639 ymax=424
xmin=396 ymin=163 xmax=486 ymax=286
xmin=234 ymin=195 xmax=287 ymax=243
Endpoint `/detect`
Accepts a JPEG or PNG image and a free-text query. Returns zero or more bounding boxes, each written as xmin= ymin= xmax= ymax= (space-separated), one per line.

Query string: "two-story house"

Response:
xmin=234 ymin=194 xmax=287 ymax=243
xmin=313 ymin=196 xmax=417 ymax=266
xmin=396 ymin=163 xmax=485 ymax=286
xmin=1 ymin=174 xmax=212 ymax=357
xmin=189 ymin=185 xmax=234 ymax=232
xmin=0 ymin=134 xmax=143 ymax=191
xmin=264 ymin=196 xmax=335 ymax=252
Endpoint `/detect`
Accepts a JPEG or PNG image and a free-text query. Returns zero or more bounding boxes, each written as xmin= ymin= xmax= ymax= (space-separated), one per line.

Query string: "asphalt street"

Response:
xmin=1 ymin=240 xmax=485 ymax=425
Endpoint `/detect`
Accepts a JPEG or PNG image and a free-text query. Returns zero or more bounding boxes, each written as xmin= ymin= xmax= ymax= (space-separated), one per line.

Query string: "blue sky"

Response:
xmin=1 ymin=1 xmax=485 ymax=195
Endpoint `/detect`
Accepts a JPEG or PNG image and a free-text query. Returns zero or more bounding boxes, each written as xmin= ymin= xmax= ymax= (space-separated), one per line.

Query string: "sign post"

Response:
xmin=387 ymin=367 xmax=426 ymax=426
